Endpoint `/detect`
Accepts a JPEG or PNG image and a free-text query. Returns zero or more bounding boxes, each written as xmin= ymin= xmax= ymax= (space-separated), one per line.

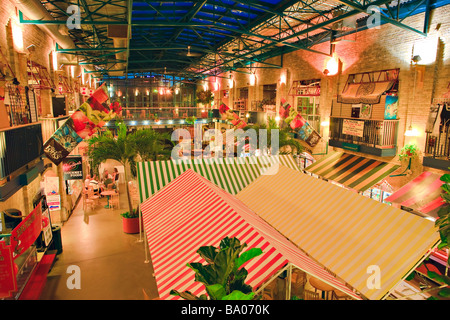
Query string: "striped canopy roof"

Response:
xmin=236 ymin=166 xmax=440 ymax=300
xmin=137 ymin=155 xmax=299 ymax=202
xmin=385 ymin=171 xmax=447 ymax=217
xmin=140 ymin=169 xmax=361 ymax=300
xmin=305 ymin=151 xmax=400 ymax=192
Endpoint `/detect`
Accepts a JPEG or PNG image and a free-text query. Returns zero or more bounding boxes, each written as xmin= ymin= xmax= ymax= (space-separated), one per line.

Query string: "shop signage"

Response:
xmin=342 ymin=119 xmax=364 ymax=137
xmin=63 ymin=156 xmax=83 ymax=180
xmin=342 ymin=142 xmax=360 ymax=152
xmin=9 ymin=204 xmax=42 ymax=260
xmin=47 ymin=195 xmax=61 ymax=212
xmin=0 ymin=241 xmax=17 ymax=299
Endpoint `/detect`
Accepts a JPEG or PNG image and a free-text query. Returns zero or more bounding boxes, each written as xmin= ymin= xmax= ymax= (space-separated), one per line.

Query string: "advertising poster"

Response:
xmin=63 ymin=156 xmax=83 ymax=180
xmin=41 ymin=209 xmax=53 ymax=247
xmin=44 ymin=176 xmax=59 ymax=196
xmin=384 ymin=95 xmax=399 ymax=120
xmin=43 ymin=84 xmax=122 ymax=165
xmin=47 ymin=195 xmax=61 ymax=212
xmin=0 ymin=241 xmax=17 ymax=299
xmin=342 ymin=119 xmax=365 ymax=137
xmin=10 ymin=204 xmax=42 ymax=260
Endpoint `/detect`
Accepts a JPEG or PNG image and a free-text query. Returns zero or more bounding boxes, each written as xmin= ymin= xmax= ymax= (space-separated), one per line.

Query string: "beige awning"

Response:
xmin=236 ymin=166 xmax=440 ymax=300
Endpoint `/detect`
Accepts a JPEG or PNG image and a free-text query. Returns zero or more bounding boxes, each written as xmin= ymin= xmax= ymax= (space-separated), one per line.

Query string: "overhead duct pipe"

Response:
xmin=13 ymin=0 xmax=96 ymax=73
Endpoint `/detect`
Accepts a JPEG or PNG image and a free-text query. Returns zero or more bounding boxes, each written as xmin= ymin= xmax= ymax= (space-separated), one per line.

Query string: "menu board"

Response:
xmin=342 ymin=119 xmax=364 ymax=137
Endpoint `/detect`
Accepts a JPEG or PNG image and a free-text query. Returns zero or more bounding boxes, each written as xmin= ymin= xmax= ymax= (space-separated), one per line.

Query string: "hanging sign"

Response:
xmin=342 ymin=119 xmax=365 ymax=137
xmin=62 ymin=156 xmax=83 ymax=180
xmin=9 ymin=204 xmax=42 ymax=260
xmin=0 ymin=241 xmax=17 ymax=299
xmin=44 ymin=84 xmax=122 ymax=166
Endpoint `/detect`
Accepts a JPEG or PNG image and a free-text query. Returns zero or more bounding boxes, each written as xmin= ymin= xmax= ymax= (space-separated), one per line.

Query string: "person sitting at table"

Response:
xmin=112 ymin=168 xmax=119 ymax=184
xmin=104 ymin=177 xmax=116 ymax=191
xmin=89 ymin=177 xmax=101 ymax=195
xmin=102 ymin=170 xmax=112 ymax=182
xmin=84 ymin=174 xmax=91 ymax=190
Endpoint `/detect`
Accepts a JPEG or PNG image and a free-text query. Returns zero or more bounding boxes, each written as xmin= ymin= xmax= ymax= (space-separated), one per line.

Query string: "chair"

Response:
xmin=262 ymin=280 xmax=277 ymax=300
xmin=87 ymin=187 xmax=100 ymax=206
xmin=82 ymin=190 xmax=96 ymax=211
xmin=291 ymin=269 xmax=307 ymax=297
xmin=304 ymin=289 xmax=322 ymax=300
xmin=332 ymin=289 xmax=350 ymax=300
xmin=109 ymin=192 xmax=120 ymax=210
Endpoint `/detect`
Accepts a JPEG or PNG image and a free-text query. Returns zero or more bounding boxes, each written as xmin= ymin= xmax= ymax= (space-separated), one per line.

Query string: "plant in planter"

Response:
xmin=185 ymin=116 xmax=196 ymax=125
xmin=398 ymin=143 xmax=418 ymax=161
xmin=87 ymin=121 xmax=171 ymax=233
xmin=170 ymin=236 xmax=263 ymax=300
xmin=120 ymin=209 xmax=140 ymax=234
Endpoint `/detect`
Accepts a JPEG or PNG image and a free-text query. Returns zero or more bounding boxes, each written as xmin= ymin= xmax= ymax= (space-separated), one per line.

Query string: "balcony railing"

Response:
xmin=121 ymin=107 xmax=211 ymax=120
xmin=425 ymin=128 xmax=450 ymax=158
xmin=329 ymin=117 xmax=398 ymax=156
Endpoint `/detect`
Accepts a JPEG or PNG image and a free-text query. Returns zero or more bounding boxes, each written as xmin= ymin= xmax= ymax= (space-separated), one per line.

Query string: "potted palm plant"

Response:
xmin=244 ymin=117 xmax=303 ymax=156
xmin=87 ymin=121 xmax=172 ymax=233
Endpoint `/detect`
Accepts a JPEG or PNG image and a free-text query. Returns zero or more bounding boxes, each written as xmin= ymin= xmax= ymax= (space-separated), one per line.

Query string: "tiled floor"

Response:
xmin=39 ymin=185 xmax=159 ymax=300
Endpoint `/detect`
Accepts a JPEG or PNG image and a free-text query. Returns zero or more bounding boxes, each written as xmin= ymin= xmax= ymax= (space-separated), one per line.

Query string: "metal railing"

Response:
xmin=120 ymin=107 xmax=211 ymax=120
xmin=425 ymin=123 xmax=450 ymax=158
xmin=329 ymin=117 xmax=399 ymax=148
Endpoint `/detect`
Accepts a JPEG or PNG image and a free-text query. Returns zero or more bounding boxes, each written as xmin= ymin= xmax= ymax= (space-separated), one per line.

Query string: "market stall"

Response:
xmin=140 ymin=169 xmax=361 ymax=300
xmin=304 ymin=151 xmax=400 ymax=193
xmin=136 ymin=155 xmax=300 ymax=202
xmin=236 ymin=165 xmax=440 ymax=300
xmin=384 ymin=171 xmax=446 ymax=218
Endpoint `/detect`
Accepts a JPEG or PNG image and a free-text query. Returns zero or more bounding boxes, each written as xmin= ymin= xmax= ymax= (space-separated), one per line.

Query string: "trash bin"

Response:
xmin=49 ymin=226 xmax=63 ymax=255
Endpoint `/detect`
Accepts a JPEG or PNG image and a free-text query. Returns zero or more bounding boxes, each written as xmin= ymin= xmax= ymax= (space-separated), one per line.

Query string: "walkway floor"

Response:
xmin=39 ymin=185 xmax=159 ymax=300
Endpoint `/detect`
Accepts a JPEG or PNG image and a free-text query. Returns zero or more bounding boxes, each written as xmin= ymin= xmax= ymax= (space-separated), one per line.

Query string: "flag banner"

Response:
xmin=43 ymin=84 xmax=122 ymax=165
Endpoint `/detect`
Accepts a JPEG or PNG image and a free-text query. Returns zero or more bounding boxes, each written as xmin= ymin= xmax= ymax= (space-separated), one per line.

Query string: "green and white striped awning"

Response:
xmin=137 ymin=155 xmax=300 ymax=202
xmin=305 ymin=151 xmax=400 ymax=193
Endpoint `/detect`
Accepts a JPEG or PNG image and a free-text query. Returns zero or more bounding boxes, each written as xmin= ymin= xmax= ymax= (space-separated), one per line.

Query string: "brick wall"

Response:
xmin=220 ymin=5 xmax=449 ymax=156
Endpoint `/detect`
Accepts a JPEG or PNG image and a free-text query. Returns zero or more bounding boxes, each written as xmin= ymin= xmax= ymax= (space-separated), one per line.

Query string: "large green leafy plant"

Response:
xmin=87 ymin=121 xmax=172 ymax=215
xmin=427 ymin=171 xmax=450 ymax=299
xmin=170 ymin=237 xmax=263 ymax=300
xmin=244 ymin=117 xmax=303 ymax=156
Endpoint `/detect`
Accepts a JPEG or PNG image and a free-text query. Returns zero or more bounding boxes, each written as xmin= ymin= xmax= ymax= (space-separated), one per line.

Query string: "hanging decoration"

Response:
xmin=43 ymin=84 xmax=122 ymax=165
xmin=219 ymin=103 xmax=247 ymax=129
xmin=279 ymin=98 xmax=321 ymax=147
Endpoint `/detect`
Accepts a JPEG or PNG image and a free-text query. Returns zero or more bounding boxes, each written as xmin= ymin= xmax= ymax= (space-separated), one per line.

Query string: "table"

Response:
xmin=101 ymin=190 xmax=116 ymax=208
xmin=309 ymin=277 xmax=335 ymax=300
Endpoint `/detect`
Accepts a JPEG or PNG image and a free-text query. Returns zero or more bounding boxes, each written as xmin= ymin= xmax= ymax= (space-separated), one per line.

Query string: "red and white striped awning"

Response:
xmin=385 ymin=171 xmax=446 ymax=217
xmin=141 ymin=169 xmax=361 ymax=300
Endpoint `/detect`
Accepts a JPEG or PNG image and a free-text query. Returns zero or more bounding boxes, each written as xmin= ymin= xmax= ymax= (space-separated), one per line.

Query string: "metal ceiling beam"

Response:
xmin=333 ymin=0 xmax=428 ymax=36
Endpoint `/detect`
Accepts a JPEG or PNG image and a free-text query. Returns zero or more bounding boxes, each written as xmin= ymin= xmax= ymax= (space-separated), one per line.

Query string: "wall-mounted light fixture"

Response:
xmin=320 ymin=120 xmax=330 ymax=127
xmin=279 ymin=73 xmax=286 ymax=85
xmin=411 ymin=55 xmax=422 ymax=64
xmin=249 ymin=73 xmax=256 ymax=86
xmin=404 ymin=125 xmax=419 ymax=137
xmin=324 ymin=53 xmax=340 ymax=76
xmin=214 ymin=79 xmax=219 ymax=91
